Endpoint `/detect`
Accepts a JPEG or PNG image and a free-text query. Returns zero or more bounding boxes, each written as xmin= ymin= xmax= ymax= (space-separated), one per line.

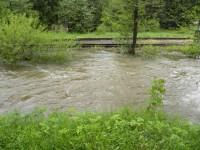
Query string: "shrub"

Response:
xmin=0 ymin=14 xmax=74 ymax=64
xmin=0 ymin=14 xmax=44 ymax=63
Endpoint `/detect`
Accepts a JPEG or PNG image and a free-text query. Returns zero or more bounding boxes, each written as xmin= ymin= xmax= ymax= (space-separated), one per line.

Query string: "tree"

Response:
xmin=58 ymin=0 xmax=93 ymax=32
xmin=160 ymin=0 xmax=199 ymax=29
xmin=30 ymin=0 xmax=61 ymax=28
xmin=9 ymin=0 xmax=32 ymax=14
xmin=87 ymin=0 xmax=106 ymax=31
xmin=121 ymin=0 xmax=162 ymax=54
xmin=100 ymin=0 xmax=162 ymax=54
xmin=130 ymin=0 xmax=138 ymax=54
xmin=99 ymin=0 xmax=125 ymax=32
xmin=194 ymin=1 xmax=200 ymax=42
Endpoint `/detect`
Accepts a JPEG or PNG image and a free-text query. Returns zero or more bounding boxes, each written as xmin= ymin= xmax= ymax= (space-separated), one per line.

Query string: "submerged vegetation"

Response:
xmin=139 ymin=43 xmax=200 ymax=59
xmin=0 ymin=79 xmax=200 ymax=149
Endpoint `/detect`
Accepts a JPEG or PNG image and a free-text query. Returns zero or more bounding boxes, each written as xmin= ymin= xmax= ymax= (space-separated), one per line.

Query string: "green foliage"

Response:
xmin=139 ymin=46 xmax=161 ymax=59
xmin=58 ymin=0 xmax=106 ymax=32
xmin=100 ymin=0 xmax=200 ymax=32
xmin=87 ymin=0 xmax=106 ymax=31
xmin=162 ymin=43 xmax=200 ymax=58
xmin=99 ymin=0 xmax=161 ymax=33
xmin=99 ymin=0 xmax=126 ymax=32
xmin=139 ymin=19 xmax=160 ymax=32
xmin=181 ymin=44 xmax=200 ymax=58
xmin=0 ymin=108 xmax=200 ymax=149
xmin=0 ymin=14 xmax=74 ymax=64
xmin=58 ymin=0 xmax=93 ymax=32
xmin=160 ymin=0 xmax=199 ymax=29
xmin=148 ymin=79 xmax=166 ymax=111
xmin=0 ymin=1 xmax=10 ymax=20
xmin=139 ymin=43 xmax=200 ymax=59
xmin=25 ymin=0 xmax=105 ymax=32
xmin=30 ymin=0 xmax=61 ymax=28
xmin=0 ymin=14 xmax=44 ymax=63
xmin=2 ymin=0 xmax=199 ymax=32
xmin=9 ymin=0 xmax=33 ymax=14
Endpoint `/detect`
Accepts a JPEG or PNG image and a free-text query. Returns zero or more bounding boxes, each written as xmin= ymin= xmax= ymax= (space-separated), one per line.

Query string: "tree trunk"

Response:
xmin=196 ymin=20 xmax=200 ymax=41
xmin=129 ymin=1 xmax=139 ymax=55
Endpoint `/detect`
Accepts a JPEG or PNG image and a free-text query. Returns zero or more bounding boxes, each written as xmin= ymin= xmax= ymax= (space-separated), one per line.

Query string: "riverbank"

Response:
xmin=0 ymin=108 xmax=199 ymax=149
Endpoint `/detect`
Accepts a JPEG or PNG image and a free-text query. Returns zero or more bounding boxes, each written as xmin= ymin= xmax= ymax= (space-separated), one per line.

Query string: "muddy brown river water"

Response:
xmin=0 ymin=50 xmax=200 ymax=122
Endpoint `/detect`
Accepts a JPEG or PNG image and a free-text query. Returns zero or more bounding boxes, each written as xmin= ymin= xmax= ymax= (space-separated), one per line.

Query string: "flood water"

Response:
xmin=0 ymin=50 xmax=200 ymax=122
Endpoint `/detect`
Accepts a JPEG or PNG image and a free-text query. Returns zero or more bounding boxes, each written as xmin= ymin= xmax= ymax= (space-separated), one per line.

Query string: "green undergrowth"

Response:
xmin=169 ymin=44 xmax=200 ymax=58
xmin=0 ymin=79 xmax=200 ymax=149
xmin=1 ymin=108 xmax=200 ymax=150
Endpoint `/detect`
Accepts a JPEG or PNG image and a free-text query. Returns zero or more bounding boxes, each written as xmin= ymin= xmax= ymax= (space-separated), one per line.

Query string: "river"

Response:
xmin=0 ymin=50 xmax=200 ymax=122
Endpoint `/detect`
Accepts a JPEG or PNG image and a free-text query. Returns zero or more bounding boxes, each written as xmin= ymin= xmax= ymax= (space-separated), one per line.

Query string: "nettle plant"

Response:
xmin=148 ymin=79 xmax=166 ymax=111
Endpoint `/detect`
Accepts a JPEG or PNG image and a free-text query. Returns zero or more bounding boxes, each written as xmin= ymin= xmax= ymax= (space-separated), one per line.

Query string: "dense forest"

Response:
xmin=1 ymin=0 xmax=199 ymax=32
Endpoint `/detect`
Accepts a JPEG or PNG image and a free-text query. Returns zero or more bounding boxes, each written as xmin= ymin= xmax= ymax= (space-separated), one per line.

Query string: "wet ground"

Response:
xmin=0 ymin=50 xmax=200 ymax=122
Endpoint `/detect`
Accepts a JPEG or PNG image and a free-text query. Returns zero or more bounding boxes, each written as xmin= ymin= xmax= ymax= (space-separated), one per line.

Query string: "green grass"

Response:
xmin=44 ymin=28 xmax=195 ymax=40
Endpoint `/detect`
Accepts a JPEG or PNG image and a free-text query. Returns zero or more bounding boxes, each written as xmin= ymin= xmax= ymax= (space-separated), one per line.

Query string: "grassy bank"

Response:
xmin=44 ymin=28 xmax=195 ymax=40
xmin=0 ymin=108 xmax=200 ymax=149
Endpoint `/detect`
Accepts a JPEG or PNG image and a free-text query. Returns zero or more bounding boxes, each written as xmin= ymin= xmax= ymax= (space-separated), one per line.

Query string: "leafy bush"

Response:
xmin=0 ymin=14 xmax=74 ymax=64
xmin=0 ymin=14 xmax=44 ymax=63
